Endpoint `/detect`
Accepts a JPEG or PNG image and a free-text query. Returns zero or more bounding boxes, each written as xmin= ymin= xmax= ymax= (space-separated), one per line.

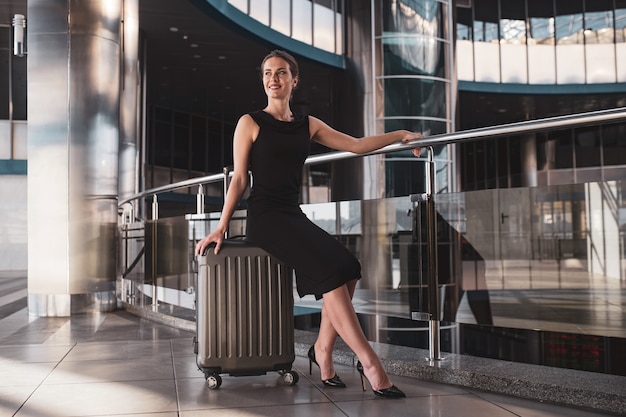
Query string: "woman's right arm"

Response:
xmin=194 ymin=114 xmax=257 ymax=255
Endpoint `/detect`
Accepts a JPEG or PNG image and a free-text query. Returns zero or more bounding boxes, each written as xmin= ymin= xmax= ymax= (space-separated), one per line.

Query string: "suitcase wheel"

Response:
xmin=281 ymin=370 xmax=299 ymax=386
xmin=205 ymin=373 xmax=222 ymax=390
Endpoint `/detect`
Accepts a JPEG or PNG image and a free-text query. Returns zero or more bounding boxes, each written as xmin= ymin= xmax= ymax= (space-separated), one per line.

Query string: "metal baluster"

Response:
xmin=425 ymin=147 xmax=443 ymax=361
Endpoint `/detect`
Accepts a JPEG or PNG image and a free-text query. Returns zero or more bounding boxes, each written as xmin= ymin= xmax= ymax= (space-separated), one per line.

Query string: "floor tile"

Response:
xmin=45 ymin=356 xmax=175 ymax=385
xmin=173 ymin=353 xmax=204 ymax=379
xmin=0 ymin=362 xmax=57 ymax=387
xmin=0 ymin=344 xmax=72 ymax=364
xmin=337 ymin=393 xmax=518 ymax=417
xmin=16 ymin=379 xmax=178 ymax=417
xmin=181 ymin=403 xmax=349 ymax=417
xmin=470 ymin=390 xmax=619 ymax=417
xmin=0 ymin=385 xmax=37 ymax=417
xmin=62 ymin=340 xmax=174 ymax=362
xmin=98 ymin=414 xmax=179 ymax=417
xmin=176 ymin=374 xmax=330 ymax=412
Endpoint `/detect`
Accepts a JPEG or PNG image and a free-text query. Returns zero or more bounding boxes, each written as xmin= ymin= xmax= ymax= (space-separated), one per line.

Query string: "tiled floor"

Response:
xmin=0 ymin=304 xmax=617 ymax=417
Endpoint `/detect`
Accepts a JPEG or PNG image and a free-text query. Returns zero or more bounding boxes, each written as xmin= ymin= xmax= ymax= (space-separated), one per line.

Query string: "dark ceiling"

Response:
xmin=1 ymin=0 xmax=335 ymax=124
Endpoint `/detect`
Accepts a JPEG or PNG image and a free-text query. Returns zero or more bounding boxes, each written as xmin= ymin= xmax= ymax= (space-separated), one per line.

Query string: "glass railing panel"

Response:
xmin=449 ymin=181 xmax=625 ymax=338
xmin=118 ymin=179 xmax=625 ymax=341
xmin=294 ymin=180 xmax=625 ymax=338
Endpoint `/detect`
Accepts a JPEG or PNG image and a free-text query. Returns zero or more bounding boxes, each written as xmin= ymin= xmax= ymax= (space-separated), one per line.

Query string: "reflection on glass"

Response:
xmin=473 ymin=0 xmax=498 ymax=42
xmin=474 ymin=20 xmax=499 ymax=43
xmin=584 ymin=11 xmax=614 ymax=44
xmin=500 ymin=19 xmax=525 ymax=43
xmin=383 ymin=77 xmax=447 ymax=118
xmin=293 ymin=182 xmax=626 ymax=338
xmin=617 ymin=4 xmax=626 ymax=42
xmin=299 ymin=200 xmax=363 ymax=235
xmin=555 ymin=0 xmax=584 ymax=44
xmin=529 ymin=17 xmax=555 ymax=44
xmin=457 ymin=22 xmax=471 ymax=41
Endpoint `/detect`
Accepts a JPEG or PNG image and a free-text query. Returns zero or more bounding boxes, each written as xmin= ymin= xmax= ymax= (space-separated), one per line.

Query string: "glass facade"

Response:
xmin=457 ymin=0 xmax=626 ymax=192
xmin=456 ymin=0 xmax=626 ymax=85
xmin=228 ymin=0 xmax=343 ymax=55
xmin=376 ymin=0 xmax=454 ymax=196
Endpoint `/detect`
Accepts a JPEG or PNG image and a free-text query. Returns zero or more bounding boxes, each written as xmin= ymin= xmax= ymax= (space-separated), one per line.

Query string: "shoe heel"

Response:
xmin=307 ymin=345 xmax=315 ymax=375
xmin=356 ymin=361 xmax=367 ymax=392
xmin=356 ymin=361 xmax=405 ymax=398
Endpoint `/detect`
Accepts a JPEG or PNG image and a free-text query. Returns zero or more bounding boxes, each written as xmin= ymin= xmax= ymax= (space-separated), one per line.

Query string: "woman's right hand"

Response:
xmin=195 ymin=229 xmax=225 ymax=256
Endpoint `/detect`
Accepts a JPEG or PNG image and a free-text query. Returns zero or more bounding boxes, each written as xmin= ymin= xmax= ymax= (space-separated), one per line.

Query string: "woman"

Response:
xmin=195 ymin=50 xmax=422 ymax=398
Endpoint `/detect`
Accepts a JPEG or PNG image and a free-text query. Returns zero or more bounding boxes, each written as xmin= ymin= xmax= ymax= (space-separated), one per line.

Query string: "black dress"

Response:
xmin=245 ymin=110 xmax=361 ymax=299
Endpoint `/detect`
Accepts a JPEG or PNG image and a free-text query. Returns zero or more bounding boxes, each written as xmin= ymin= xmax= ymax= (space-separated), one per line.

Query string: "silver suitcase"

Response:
xmin=194 ymin=239 xmax=299 ymax=389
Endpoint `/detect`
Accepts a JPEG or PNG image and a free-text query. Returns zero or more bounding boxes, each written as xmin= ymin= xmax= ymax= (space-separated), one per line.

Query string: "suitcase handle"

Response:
xmin=201 ymin=236 xmax=249 ymax=255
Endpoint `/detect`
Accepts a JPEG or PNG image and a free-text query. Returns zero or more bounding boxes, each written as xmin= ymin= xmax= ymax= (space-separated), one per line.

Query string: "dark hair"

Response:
xmin=260 ymin=49 xmax=299 ymax=79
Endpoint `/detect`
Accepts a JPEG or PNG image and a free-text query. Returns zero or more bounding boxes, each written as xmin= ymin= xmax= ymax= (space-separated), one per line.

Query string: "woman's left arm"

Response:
xmin=309 ymin=115 xmax=423 ymax=156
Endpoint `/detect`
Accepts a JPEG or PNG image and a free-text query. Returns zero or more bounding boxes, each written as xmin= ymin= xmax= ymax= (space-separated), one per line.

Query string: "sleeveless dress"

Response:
xmin=245 ymin=110 xmax=361 ymax=299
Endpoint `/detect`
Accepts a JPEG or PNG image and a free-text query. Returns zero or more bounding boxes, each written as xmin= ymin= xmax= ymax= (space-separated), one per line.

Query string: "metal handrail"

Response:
xmin=117 ymin=106 xmax=626 ymax=207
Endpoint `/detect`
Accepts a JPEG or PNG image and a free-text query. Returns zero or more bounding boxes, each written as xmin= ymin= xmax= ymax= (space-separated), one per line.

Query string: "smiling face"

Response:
xmin=262 ymin=57 xmax=298 ymax=100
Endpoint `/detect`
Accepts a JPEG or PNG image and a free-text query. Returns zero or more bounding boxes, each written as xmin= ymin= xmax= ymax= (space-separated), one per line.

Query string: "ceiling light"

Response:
xmin=169 ymin=27 xmax=178 ymax=32
xmin=218 ymin=55 xmax=226 ymax=60
xmin=190 ymin=43 xmax=198 ymax=48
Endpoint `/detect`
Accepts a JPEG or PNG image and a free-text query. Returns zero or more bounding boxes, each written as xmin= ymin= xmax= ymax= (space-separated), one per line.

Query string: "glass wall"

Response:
xmin=461 ymin=120 xmax=626 ymax=191
xmin=228 ymin=0 xmax=343 ymax=55
xmin=457 ymin=0 xmax=626 ymax=85
xmin=145 ymin=105 xmax=235 ymax=195
xmin=376 ymin=0 xmax=455 ymax=196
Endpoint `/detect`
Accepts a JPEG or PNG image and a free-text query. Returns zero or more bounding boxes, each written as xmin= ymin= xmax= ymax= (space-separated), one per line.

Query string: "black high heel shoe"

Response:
xmin=356 ymin=361 xmax=406 ymax=398
xmin=307 ymin=345 xmax=346 ymax=388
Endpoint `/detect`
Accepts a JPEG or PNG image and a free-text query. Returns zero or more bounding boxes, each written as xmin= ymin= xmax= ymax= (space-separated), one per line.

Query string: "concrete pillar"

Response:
xmin=27 ymin=0 xmax=133 ymax=316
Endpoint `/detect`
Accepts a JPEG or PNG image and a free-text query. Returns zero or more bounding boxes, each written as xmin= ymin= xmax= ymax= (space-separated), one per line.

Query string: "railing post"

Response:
xmin=151 ymin=194 xmax=158 ymax=308
xmin=411 ymin=147 xmax=443 ymax=361
xmin=223 ymin=167 xmax=230 ymax=238
xmin=196 ymin=184 xmax=205 ymax=214
xmin=152 ymin=194 xmax=159 ymax=221
xmin=425 ymin=146 xmax=443 ymax=361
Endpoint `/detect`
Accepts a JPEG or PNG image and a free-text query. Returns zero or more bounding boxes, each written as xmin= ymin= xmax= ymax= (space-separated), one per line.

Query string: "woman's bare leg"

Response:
xmin=313 ymin=279 xmax=357 ymax=380
xmin=319 ymin=283 xmax=393 ymax=391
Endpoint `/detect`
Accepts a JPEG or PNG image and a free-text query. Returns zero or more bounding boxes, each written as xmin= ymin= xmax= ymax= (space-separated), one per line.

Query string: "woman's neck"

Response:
xmin=264 ymin=103 xmax=293 ymax=122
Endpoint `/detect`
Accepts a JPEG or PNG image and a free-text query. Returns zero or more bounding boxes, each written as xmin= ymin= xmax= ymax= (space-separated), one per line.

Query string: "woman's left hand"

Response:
xmin=400 ymin=131 xmax=423 ymax=157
